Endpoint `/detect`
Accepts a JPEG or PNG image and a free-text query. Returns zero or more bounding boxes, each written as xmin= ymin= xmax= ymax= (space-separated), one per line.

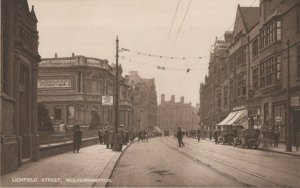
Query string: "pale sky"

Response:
xmin=28 ymin=0 xmax=259 ymax=106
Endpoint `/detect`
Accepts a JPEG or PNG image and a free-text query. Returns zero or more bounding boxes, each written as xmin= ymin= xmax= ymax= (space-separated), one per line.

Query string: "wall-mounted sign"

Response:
xmin=38 ymin=78 xmax=72 ymax=88
xmin=102 ymin=96 xmax=113 ymax=106
xmin=233 ymin=105 xmax=246 ymax=111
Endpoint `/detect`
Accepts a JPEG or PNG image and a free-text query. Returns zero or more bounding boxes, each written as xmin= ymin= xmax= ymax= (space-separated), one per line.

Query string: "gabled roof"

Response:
xmin=232 ymin=5 xmax=260 ymax=38
xmin=239 ymin=7 xmax=260 ymax=31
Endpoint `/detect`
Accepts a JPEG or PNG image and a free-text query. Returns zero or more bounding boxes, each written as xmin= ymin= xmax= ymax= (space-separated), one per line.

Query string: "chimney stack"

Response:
xmin=180 ymin=96 xmax=184 ymax=103
xmin=55 ymin=53 xmax=57 ymax=58
xmin=72 ymin=52 xmax=75 ymax=57
xmin=171 ymin=95 xmax=175 ymax=102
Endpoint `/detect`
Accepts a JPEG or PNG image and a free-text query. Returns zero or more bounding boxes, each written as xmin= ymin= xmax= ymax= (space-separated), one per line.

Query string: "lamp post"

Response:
xmin=113 ymin=36 xmax=121 ymax=151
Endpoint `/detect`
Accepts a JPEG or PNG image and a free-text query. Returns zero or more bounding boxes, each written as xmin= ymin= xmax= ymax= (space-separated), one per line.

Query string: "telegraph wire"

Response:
xmin=120 ymin=55 xmax=205 ymax=73
xmin=167 ymin=0 xmax=181 ymax=42
xmin=120 ymin=47 xmax=202 ymax=60
xmin=174 ymin=0 xmax=192 ymax=43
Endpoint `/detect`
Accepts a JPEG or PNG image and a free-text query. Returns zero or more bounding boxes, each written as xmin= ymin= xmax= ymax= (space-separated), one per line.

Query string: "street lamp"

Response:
xmin=113 ymin=36 xmax=121 ymax=151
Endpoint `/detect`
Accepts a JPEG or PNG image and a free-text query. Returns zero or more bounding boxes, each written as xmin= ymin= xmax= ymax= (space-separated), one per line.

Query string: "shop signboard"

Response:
xmin=102 ymin=96 xmax=114 ymax=106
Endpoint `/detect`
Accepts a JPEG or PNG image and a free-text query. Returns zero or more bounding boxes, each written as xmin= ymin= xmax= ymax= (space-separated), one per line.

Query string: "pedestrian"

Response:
xmin=213 ymin=130 xmax=218 ymax=144
xmin=138 ymin=130 xmax=142 ymax=142
xmin=73 ymin=124 xmax=82 ymax=153
xmin=296 ymin=131 xmax=300 ymax=151
xmin=273 ymin=129 xmax=280 ymax=148
xmin=197 ymin=129 xmax=201 ymax=143
xmin=118 ymin=125 xmax=125 ymax=150
xmin=105 ymin=127 xmax=109 ymax=148
xmin=177 ymin=127 xmax=184 ymax=147
xmin=98 ymin=129 xmax=102 ymax=144
xmin=108 ymin=127 xmax=114 ymax=149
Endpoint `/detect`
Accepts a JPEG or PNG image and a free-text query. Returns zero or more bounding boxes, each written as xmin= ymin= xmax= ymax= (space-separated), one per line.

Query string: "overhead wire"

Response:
xmin=174 ymin=0 xmax=192 ymax=43
xmin=167 ymin=0 xmax=181 ymax=42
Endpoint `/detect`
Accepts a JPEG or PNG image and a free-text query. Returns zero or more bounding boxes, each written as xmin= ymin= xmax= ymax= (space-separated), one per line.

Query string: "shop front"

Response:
xmin=217 ymin=105 xmax=248 ymax=130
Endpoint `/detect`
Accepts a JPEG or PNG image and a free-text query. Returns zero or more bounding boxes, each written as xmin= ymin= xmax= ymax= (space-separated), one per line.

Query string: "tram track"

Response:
xmin=185 ymin=139 xmax=300 ymax=178
xmin=162 ymin=137 xmax=292 ymax=188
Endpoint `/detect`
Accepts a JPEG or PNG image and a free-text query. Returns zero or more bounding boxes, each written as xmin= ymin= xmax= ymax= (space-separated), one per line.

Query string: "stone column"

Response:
xmin=14 ymin=55 xmax=21 ymax=166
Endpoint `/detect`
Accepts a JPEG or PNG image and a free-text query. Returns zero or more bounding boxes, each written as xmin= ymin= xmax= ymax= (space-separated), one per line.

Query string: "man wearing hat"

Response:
xmin=118 ymin=124 xmax=125 ymax=150
xmin=73 ymin=124 xmax=82 ymax=153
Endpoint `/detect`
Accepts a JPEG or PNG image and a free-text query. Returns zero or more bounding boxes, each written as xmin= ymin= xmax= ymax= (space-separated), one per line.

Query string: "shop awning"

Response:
xmin=226 ymin=110 xmax=247 ymax=126
xmin=233 ymin=110 xmax=248 ymax=127
xmin=217 ymin=111 xmax=238 ymax=126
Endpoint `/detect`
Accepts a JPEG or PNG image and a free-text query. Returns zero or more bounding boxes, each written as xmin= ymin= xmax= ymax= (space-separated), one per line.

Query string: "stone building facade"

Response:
xmin=37 ymin=55 xmax=133 ymax=129
xmin=1 ymin=0 xmax=40 ymax=175
xmin=125 ymin=71 xmax=158 ymax=132
xmin=199 ymin=0 xmax=300 ymax=144
xmin=158 ymin=94 xmax=199 ymax=133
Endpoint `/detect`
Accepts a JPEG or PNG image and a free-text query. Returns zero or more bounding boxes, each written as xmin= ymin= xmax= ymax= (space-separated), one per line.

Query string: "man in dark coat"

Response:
xmin=213 ymin=130 xmax=218 ymax=144
xmin=73 ymin=125 xmax=82 ymax=153
xmin=177 ymin=127 xmax=184 ymax=147
xmin=273 ymin=129 xmax=280 ymax=148
xmin=197 ymin=129 xmax=201 ymax=143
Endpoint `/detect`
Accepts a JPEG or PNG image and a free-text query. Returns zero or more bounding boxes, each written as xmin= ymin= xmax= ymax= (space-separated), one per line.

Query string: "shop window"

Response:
xmin=54 ymin=107 xmax=62 ymax=120
xmin=273 ymin=104 xmax=286 ymax=140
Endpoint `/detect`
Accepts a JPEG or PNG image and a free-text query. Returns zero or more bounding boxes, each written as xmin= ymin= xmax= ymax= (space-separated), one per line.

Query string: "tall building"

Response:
xmin=126 ymin=71 xmax=158 ymax=132
xmin=1 ymin=0 xmax=40 ymax=174
xmin=37 ymin=54 xmax=133 ymax=129
xmin=199 ymin=0 xmax=300 ymax=145
xmin=158 ymin=94 xmax=199 ymax=133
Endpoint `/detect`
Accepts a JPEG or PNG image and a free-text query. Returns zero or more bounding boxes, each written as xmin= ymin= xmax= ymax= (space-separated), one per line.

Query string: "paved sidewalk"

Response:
xmin=0 ymin=143 xmax=130 ymax=187
xmin=200 ymin=138 xmax=300 ymax=157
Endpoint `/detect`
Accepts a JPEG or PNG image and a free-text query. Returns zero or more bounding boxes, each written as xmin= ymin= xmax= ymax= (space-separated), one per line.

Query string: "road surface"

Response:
xmin=108 ymin=137 xmax=300 ymax=187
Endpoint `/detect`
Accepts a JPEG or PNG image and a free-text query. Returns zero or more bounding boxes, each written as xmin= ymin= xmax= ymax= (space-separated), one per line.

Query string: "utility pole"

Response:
xmin=113 ymin=36 xmax=121 ymax=151
xmin=286 ymin=39 xmax=292 ymax=152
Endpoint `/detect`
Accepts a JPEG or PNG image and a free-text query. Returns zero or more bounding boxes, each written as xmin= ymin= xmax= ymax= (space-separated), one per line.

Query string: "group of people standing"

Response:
xmin=137 ymin=130 xmax=148 ymax=142
xmin=98 ymin=125 xmax=135 ymax=150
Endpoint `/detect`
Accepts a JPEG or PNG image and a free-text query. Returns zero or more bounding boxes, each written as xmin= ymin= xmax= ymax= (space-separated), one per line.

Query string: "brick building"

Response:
xmin=199 ymin=0 xmax=300 ymax=144
xmin=1 ymin=0 xmax=40 ymax=174
xmin=158 ymin=94 xmax=199 ymax=133
xmin=37 ymin=55 xmax=133 ymax=130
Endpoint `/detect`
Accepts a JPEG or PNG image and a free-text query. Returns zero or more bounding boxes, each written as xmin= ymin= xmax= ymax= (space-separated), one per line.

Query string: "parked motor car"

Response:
xmin=233 ymin=129 xmax=260 ymax=149
xmin=218 ymin=129 xmax=238 ymax=145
